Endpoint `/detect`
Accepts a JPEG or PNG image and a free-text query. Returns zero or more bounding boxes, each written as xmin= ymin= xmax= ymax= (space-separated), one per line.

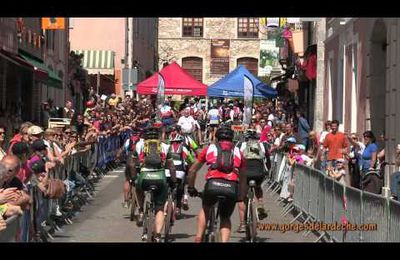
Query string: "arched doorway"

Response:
xmin=368 ymin=19 xmax=387 ymax=149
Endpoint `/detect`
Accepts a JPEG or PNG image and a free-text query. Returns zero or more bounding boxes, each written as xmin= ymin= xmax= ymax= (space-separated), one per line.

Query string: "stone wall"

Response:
xmin=158 ymin=18 xmax=261 ymax=85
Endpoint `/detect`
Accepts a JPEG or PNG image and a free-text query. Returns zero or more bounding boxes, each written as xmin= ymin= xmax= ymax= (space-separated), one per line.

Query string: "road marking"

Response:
xmin=103 ymin=175 xmax=119 ymax=178
xmin=112 ymin=170 xmax=125 ymax=173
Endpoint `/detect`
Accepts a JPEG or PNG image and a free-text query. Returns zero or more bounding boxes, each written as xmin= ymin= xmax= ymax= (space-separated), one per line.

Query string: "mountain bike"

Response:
xmin=142 ymin=186 xmax=158 ymax=242
xmin=163 ymin=185 xmax=177 ymax=242
xmin=196 ymin=192 xmax=225 ymax=242
xmin=128 ymin=181 xmax=139 ymax=222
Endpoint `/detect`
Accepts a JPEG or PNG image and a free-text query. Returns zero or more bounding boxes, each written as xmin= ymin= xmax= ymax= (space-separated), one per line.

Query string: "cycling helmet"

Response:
xmin=244 ymin=129 xmax=258 ymax=140
xmin=86 ymin=100 xmax=95 ymax=108
xmin=170 ymin=134 xmax=184 ymax=142
xmin=286 ymin=137 xmax=297 ymax=144
xmin=215 ymin=126 xmax=234 ymax=141
xmin=143 ymin=127 xmax=160 ymax=139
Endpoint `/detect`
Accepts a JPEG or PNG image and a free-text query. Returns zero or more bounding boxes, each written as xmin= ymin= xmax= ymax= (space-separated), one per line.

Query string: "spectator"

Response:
xmin=63 ymin=100 xmax=75 ymax=119
xmin=0 ymin=126 xmax=6 ymax=161
xmin=11 ymin=142 xmax=32 ymax=184
xmin=360 ymin=131 xmax=378 ymax=174
xmin=108 ymin=93 xmax=119 ymax=107
xmin=319 ymin=120 xmax=331 ymax=171
xmin=323 ymin=120 xmax=349 ymax=170
xmin=296 ymin=110 xmax=311 ymax=148
xmin=27 ymin=125 xmax=44 ymax=145
xmin=327 ymin=158 xmax=347 ymax=186
xmin=347 ymin=133 xmax=365 ymax=188
xmin=8 ymin=122 xmax=33 ymax=154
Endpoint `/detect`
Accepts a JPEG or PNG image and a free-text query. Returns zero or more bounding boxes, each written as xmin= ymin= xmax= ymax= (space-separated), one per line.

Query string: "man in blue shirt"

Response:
xmin=296 ymin=111 xmax=311 ymax=148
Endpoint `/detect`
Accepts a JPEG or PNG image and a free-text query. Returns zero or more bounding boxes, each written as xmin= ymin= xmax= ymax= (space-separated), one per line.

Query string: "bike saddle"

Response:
xmin=216 ymin=195 xmax=227 ymax=201
xmin=149 ymin=185 xmax=158 ymax=191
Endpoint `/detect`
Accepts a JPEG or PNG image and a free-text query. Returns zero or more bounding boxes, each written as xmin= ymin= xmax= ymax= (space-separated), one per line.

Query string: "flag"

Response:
xmin=42 ymin=18 xmax=65 ymax=30
xmin=243 ymin=75 xmax=254 ymax=125
xmin=156 ymin=73 xmax=165 ymax=110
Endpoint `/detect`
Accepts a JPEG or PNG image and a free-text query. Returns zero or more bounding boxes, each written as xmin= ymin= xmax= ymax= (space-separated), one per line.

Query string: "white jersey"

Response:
xmin=208 ymin=109 xmax=220 ymax=125
xmin=177 ymin=116 xmax=196 ymax=134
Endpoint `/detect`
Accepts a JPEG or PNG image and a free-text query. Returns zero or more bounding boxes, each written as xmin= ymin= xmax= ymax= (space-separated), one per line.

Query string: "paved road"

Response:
xmin=53 ymin=165 xmax=315 ymax=242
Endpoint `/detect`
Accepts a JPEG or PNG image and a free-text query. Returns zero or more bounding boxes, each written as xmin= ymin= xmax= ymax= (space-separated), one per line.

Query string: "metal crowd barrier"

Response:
xmin=0 ymin=215 xmax=20 ymax=242
xmin=0 ymin=130 xmax=129 ymax=242
xmin=269 ymin=152 xmax=400 ymax=242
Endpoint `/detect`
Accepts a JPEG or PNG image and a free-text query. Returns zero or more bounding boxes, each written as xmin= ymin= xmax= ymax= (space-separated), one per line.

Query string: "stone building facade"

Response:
xmin=324 ymin=18 xmax=400 ymax=194
xmin=158 ymin=18 xmax=262 ymax=86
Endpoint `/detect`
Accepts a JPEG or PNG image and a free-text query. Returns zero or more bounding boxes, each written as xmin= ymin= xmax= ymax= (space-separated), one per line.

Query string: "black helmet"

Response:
xmin=216 ymin=126 xmax=234 ymax=141
xmin=143 ymin=127 xmax=160 ymax=139
xmin=244 ymin=129 xmax=258 ymax=140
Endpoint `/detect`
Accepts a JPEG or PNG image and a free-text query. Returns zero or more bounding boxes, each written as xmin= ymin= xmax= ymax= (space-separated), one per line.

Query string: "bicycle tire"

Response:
xmin=130 ymin=186 xmax=138 ymax=222
xmin=147 ymin=195 xmax=155 ymax=242
xmin=164 ymin=195 xmax=173 ymax=242
xmin=203 ymin=205 xmax=216 ymax=243
xmin=250 ymin=198 xmax=258 ymax=242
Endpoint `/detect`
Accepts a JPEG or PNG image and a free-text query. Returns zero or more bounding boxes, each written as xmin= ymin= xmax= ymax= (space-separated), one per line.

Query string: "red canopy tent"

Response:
xmin=136 ymin=62 xmax=207 ymax=96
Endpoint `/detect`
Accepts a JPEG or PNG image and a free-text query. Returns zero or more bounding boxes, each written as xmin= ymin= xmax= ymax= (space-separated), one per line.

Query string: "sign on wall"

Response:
xmin=259 ymin=39 xmax=280 ymax=77
xmin=42 ymin=18 xmax=65 ymax=30
xmin=210 ymin=39 xmax=230 ymax=75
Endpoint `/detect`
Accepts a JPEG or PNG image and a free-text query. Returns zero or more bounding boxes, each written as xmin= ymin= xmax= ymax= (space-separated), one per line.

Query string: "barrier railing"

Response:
xmin=270 ymin=152 xmax=400 ymax=242
xmin=0 ymin=215 xmax=20 ymax=242
xmin=0 ymin=130 xmax=130 ymax=242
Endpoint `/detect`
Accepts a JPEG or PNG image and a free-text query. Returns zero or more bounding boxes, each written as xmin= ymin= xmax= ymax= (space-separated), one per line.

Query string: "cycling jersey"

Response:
xmin=197 ymin=141 xmax=242 ymax=182
xmin=208 ymin=109 xmax=220 ymax=125
xmin=165 ymin=142 xmax=194 ymax=179
xmin=177 ymin=116 xmax=196 ymax=134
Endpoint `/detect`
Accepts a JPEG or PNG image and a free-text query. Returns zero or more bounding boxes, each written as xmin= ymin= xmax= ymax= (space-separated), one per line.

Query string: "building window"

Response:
xmin=182 ymin=57 xmax=203 ymax=82
xmin=182 ymin=18 xmax=203 ymax=37
xmin=237 ymin=57 xmax=258 ymax=76
xmin=238 ymin=18 xmax=259 ymax=38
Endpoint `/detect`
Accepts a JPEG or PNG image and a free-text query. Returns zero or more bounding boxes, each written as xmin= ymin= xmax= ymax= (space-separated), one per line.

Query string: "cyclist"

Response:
xmin=235 ymin=129 xmax=270 ymax=233
xmin=207 ymin=104 xmax=220 ymax=144
xmin=130 ymin=127 xmax=177 ymax=242
xmin=178 ymin=107 xmax=199 ymax=158
xmin=165 ymin=125 xmax=195 ymax=217
xmin=160 ymin=101 xmax=176 ymax=142
xmin=187 ymin=126 xmax=242 ymax=242
xmin=122 ymin=129 xmax=142 ymax=208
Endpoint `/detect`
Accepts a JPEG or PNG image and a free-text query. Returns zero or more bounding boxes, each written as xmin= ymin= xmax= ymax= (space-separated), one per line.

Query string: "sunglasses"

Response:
xmin=0 ymin=132 xmax=5 ymax=135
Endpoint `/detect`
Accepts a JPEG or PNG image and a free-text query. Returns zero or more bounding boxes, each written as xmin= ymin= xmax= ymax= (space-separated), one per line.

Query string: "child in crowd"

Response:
xmin=327 ymin=158 xmax=347 ymax=186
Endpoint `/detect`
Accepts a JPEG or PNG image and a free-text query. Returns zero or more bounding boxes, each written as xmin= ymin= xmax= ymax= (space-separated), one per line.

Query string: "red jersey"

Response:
xmin=197 ymin=141 xmax=242 ymax=182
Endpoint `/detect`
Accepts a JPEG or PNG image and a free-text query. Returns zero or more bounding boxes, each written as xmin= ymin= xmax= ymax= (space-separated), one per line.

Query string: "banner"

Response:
xmin=156 ymin=73 xmax=165 ymax=110
xmin=42 ymin=18 xmax=65 ymax=30
xmin=259 ymin=40 xmax=280 ymax=77
xmin=210 ymin=39 xmax=230 ymax=75
xmin=243 ymin=75 xmax=254 ymax=125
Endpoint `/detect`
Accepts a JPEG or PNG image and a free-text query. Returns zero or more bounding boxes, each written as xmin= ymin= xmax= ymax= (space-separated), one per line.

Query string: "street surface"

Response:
xmin=53 ymin=164 xmax=315 ymax=242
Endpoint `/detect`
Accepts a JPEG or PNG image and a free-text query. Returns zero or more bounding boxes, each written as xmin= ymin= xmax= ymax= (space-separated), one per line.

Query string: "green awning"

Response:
xmin=74 ymin=50 xmax=115 ymax=75
xmin=20 ymin=53 xmax=63 ymax=89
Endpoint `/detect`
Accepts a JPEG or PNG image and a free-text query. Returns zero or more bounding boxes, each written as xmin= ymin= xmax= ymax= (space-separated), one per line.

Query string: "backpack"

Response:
xmin=142 ymin=139 xmax=163 ymax=169
xmin=129 ymin=135 xmax=140 ymax=151
xmin=210 ymin=143 xmax=234 ymax=173
xmin=243 ymin=140 xmax=264 ymax=160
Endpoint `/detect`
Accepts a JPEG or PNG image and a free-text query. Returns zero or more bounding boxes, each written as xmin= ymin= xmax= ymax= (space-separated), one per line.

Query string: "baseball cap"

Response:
xmin=27 ymin=125 xmax=44 ymax=135
xmin=31 ymin=139 xmax=48 ymax=151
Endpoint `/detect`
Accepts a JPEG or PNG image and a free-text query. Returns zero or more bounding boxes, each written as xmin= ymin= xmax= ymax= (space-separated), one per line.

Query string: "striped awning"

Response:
xmin=74 ymin=50 xmax=115 ymax=75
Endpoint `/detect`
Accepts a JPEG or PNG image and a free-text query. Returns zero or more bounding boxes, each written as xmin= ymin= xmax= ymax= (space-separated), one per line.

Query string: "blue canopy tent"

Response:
xmin=207 ymin=65 xmax=277 ymax=98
